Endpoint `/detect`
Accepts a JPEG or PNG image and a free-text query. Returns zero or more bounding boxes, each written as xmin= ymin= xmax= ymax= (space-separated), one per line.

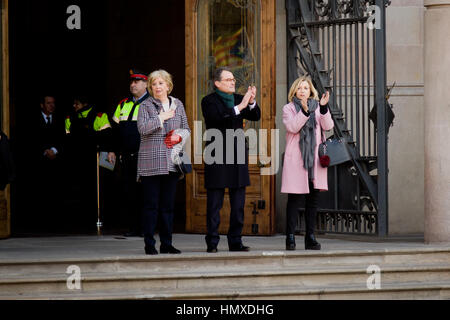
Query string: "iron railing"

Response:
xmin=286 ymin=0 xmax=393 ymax=236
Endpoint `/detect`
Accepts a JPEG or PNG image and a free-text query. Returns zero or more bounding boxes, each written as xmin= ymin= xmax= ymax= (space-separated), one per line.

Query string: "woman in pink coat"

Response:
xmin=281 ymin=76 xmax=334 ymax=250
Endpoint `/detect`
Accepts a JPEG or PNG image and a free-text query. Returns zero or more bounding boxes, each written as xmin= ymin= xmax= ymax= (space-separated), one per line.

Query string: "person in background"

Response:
xmin=110 ymin=69 xmax=150 ymax=237
xmin=31 ymin=94 xmax=66 ymax=231
xmin=65 ymin=93 xmax=114 ymax=231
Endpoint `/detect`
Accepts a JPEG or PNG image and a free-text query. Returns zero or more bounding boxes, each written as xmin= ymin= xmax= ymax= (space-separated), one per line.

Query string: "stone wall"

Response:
xmin=386 ymin=0 xmax=425 ymax=234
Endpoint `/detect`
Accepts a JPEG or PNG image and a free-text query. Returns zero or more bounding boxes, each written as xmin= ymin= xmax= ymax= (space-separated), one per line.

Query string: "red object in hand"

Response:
xmin=164 ymin=130 xmax=182 ymax=149
xmin=319 ymin=155 xmax=330 ymax=168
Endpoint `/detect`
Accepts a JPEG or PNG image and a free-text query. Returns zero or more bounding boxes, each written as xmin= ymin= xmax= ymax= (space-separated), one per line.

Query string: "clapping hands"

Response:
xmin=320 ymin=91 xmax=330 ymax=106
xmin=239 ymin=86 xmax=257 ymax=111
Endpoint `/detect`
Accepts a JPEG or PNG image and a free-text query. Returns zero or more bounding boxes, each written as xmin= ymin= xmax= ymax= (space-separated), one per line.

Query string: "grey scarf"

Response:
xmin=293 ymin=97 xmax=319 ymax=180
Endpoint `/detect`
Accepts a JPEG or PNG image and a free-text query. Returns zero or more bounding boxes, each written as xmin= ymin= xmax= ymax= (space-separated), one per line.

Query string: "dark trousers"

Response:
xmin=121 ymin=154 xmax=142 ymax=233
xmin=67 ymin=153 xmax=98 ymax=230
xmin=141 ymin=172 xmax=179 ymax=248
xmin=286 ymin=181 xmax=319 ymax=236
xmin=34 ymin=158 xmax=63 ymax=232
xmin=206 ymin=187 xmax=246 ymax=248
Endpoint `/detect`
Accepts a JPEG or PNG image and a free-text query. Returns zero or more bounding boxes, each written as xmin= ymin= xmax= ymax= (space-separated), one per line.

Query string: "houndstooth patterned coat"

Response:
xmin=137 ymin=96 xmax=190 ymax=178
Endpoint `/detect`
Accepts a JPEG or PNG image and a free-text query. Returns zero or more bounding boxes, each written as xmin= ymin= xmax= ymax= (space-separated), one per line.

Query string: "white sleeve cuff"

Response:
xmin=51 ymin=147 xmax=58 ymax=155
xmin=249 ymin=101 xmax=256 ymax=110
xmin=234 ymin=106 xmax=241 ymax=116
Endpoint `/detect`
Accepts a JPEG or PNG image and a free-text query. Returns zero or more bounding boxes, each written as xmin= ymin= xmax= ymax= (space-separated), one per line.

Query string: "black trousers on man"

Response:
xmin=205 ymin=187 xmax=246 ymax=248
xmin=121 ymin=154 xmax=142 ymax=234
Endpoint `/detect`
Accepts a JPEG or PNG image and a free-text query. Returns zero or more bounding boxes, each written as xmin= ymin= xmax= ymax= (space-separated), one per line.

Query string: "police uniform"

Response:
xmin=65 ymin=103 xmax=113 ymax=231
xmin=112 ymin=69 xmax=150 ymax=237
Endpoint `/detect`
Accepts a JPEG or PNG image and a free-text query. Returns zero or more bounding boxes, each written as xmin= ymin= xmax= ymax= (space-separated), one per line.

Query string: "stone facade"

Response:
xmin=424 ymin=0 xmax=450 ymax=243
xmin=387 ymin=0 xmax=425 ymax=235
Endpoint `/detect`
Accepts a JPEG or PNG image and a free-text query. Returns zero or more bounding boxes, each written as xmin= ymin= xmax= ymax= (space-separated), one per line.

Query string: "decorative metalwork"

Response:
xmin=336 ymin=0 xmax=353 ymax=15
xmin=298 ymin=210 xmax=378 ymax=235
xmin=310 ymin=0 xmax=378 ymax=21
xmin=287 ymin=0 xmax=391 ymax=236
xmin=226 ymin=0 xmax=253 ymax=9
xmin=315 ymin=0 xmax=331 ymax=17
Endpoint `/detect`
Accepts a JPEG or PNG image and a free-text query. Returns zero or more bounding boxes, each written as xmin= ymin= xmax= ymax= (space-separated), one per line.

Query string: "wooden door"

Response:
xmin=0 ymin=0 xmax=9 ymax=239
xmin=185 ymin=0 xmax=276 ymax=236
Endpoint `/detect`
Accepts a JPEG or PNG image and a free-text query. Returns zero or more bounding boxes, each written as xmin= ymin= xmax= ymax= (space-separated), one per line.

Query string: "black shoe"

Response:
xmin=305 ymin=234 xmax=321 ymax=250
xmin=286 ymin=234 xmax=296 ymax=251
xmin=160 ymin=245 xmax=181 ymax=254
xmin=145 ymin=246 xmax=158 ymax=255
xmin=207 ymin=246 xmax=218 ymax=253
xmin=229 ymin=244 xmax=250 ymax=252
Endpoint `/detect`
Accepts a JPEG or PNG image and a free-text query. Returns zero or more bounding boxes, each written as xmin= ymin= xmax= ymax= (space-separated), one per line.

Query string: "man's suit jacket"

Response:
xmin=201 ymin=92 xmax=261 ymax=189
xmin=33 ymin=111 xmax=65 ymax=165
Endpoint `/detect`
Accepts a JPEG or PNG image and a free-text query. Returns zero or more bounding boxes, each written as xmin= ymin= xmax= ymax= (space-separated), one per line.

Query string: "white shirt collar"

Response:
xmin=42 ymin=111 xmax=52 ymax=121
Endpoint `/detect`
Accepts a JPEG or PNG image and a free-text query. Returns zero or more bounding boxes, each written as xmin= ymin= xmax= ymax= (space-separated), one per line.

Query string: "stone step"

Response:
xmin=1 ymin=263 xmax=449 ymax=297
xmin=1 ymin=247 xmax=449 ymax=277
xmin=2 ymin=281 xmax=450 ymax=300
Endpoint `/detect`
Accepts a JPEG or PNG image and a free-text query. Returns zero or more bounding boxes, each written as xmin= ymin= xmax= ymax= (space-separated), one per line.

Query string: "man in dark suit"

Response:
xmin=201 ymin=67 xmax=261 ymax=253
xmin=36 ymin=95 xmax=63 ymax=163
xmin=31 ymin=95 xmax=66 ymax=231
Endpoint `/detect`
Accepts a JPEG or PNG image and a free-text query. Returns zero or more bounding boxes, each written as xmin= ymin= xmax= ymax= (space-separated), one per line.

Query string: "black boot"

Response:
xmin=286 ymin=234 xmax=296 ymax=251
xmin=160 ymin=244 xmax=181 ymax=254
xmin=305 ymin=233 xmax=321 ymax=250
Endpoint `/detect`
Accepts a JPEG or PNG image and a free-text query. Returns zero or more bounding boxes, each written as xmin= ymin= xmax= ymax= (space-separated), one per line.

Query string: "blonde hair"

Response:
xmin=148 ymin=70 xmax=174 ymax=96
xmin=288 ymin=76 xmax=319 ymax=102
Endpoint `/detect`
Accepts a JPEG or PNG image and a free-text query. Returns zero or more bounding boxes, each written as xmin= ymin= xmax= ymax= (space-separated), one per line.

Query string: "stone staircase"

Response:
xmin=1 ymin=247 xmax=450 ymax=300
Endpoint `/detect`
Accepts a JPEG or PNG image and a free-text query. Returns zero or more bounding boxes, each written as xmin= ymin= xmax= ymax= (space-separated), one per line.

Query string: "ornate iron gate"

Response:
xmin=286 ymin=0 xmax=393 ymax=236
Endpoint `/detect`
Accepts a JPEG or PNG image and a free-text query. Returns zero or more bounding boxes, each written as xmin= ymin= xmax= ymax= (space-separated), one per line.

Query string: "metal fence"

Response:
xmin=286 ymin=0 xmax=392 ymax=236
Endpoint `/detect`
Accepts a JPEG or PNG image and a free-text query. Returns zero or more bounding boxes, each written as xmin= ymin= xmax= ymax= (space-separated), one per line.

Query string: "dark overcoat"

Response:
xmin=201 ymin=92 xmax=261 ymax=189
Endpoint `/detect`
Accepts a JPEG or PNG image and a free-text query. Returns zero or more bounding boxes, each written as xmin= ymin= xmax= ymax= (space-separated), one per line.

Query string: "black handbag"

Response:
xmin=175 ymin=151 xmax=192 ymax=176
xmin=318 ymin=134 xmax=352 ymax=167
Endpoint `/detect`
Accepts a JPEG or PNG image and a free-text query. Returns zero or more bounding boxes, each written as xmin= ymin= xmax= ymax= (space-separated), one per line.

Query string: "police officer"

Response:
xmin=111 ymin=69 xmax=150 ymax=237
xmin=65 ymin=93 xmax=114 ymax=231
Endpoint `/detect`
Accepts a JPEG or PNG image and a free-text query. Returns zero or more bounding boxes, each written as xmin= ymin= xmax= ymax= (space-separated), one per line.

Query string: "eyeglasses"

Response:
xmin=221 ymin=78 xmax=236 ymax=83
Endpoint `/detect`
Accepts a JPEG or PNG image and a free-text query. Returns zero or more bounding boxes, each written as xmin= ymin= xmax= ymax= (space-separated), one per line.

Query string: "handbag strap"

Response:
xmin=321 ymin=130 xmax=326 ymax=144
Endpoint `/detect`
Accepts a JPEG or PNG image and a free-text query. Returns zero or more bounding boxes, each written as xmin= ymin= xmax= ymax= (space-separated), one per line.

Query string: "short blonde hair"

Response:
xmin=148 ymin=70 xmax=174 ymax=96
xmin=288 ymin=76 xmax=319 ymax=102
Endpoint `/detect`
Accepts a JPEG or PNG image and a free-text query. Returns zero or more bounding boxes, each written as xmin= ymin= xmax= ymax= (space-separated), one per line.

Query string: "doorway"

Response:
xmin=8 ymin=0 xmax=186 ymax=235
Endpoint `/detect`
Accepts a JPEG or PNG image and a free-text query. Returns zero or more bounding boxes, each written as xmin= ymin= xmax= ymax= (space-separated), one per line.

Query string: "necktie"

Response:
xmin=46 ymin=116 xmax=51 ymax=125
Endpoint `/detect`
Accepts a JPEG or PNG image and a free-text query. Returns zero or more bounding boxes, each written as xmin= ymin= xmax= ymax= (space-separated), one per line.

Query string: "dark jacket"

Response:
xmin=201 ymin=92 xmax=261 ymax=189
xmin=32 ymin=112 xmax=65 ymax=163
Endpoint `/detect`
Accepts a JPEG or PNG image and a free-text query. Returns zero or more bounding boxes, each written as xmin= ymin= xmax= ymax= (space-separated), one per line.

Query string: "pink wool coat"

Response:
xmin=281 ymin=102 xmax=335 ymax=194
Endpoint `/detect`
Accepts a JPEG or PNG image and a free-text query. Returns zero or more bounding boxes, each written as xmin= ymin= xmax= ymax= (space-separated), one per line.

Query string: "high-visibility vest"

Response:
xmin=112 ymin=91 xmax=150 ymax=154
xmin=65 ymin=107 xmax=112 ymax=134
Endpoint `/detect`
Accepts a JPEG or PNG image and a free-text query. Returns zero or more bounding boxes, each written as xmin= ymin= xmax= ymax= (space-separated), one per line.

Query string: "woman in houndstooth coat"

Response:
xmin=137 ymin=70 xmax=190 ymax=255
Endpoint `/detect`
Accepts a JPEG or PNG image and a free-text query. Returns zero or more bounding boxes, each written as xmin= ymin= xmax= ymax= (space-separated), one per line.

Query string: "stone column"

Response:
xmin=424 ymin=0 xmax=450 ymax=243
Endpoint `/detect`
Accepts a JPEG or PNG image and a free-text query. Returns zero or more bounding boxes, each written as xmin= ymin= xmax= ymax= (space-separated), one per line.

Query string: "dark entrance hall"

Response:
xmin=9 ymin=0 xmax=186 ymax=236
